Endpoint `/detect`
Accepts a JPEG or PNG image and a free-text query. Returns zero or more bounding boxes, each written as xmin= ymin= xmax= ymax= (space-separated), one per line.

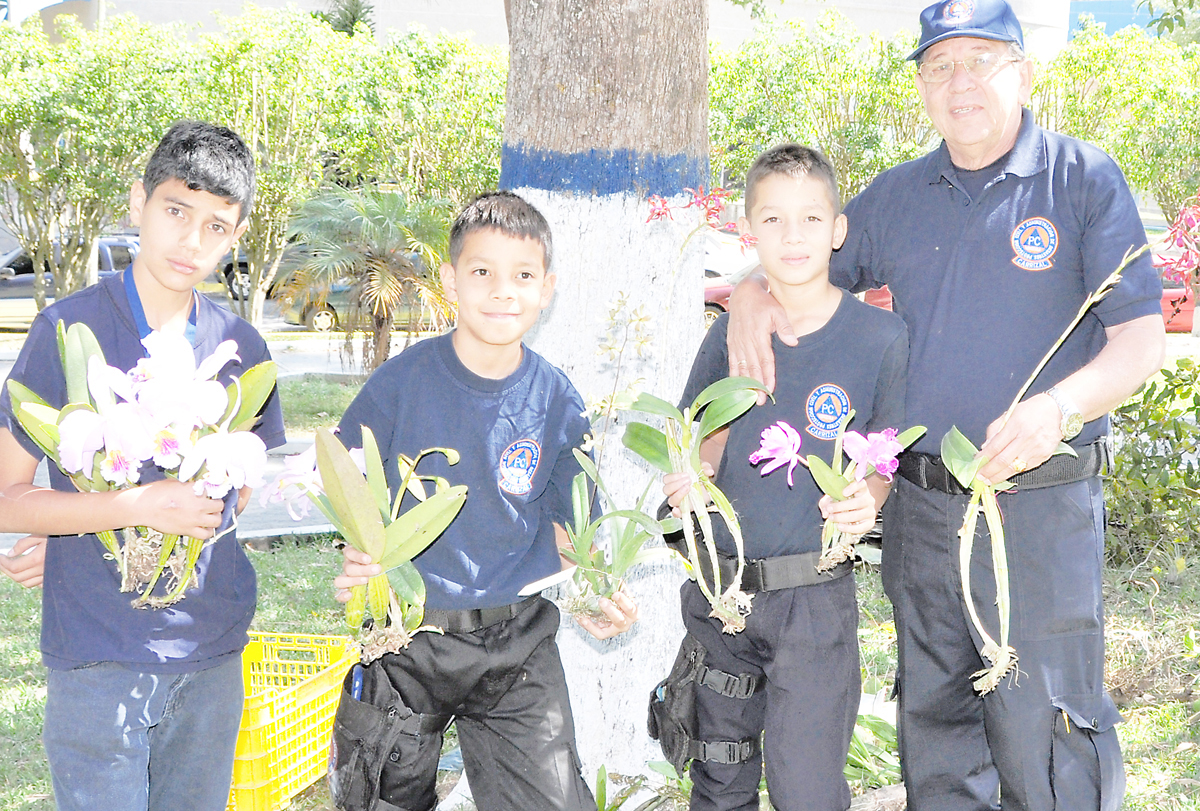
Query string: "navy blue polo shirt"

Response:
xmin=680 ymin=297 xmax=908 ymax=559
xmin=832 ymin=108 xmax=1162 ymax=455
xmin=337 ymin=332 xmax=589 ymax=611
xmin=0 ymin=271 xmax=286 ymax=672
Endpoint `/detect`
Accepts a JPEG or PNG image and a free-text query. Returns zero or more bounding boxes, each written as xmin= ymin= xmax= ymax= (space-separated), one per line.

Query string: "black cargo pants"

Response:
xmin=883 ymin=476 xmax=1124 ymax=811
xmin=328 ymin=596 xmax=595 ymax=811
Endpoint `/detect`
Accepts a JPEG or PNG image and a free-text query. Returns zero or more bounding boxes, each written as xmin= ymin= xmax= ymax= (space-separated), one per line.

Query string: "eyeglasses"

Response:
xmin=918 ymin=52 xmax=1019 ymax=84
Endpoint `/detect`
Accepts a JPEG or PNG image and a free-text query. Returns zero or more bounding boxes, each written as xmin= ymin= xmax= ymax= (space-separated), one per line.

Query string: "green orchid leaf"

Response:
xmin=309 ymin=493 xmax=350 ymax=539
xmin=691 ymin=376 xmax=771 ymax=412
xmin=701 ymin=479 xmax=739 ymax=527
xmin=401 ymin=600 xmax=425 ymax=634
xmin=12 ymin=398 xmax=64 ymax=460
xmin=1052 ymin=441 xmax=1078 ymax=458
xmin=895 ymin=425 xmax=927 ymax=449
xmin=629 ymin=392 xmax=683 ymax=423
xmin=622 ymin=422 xmax=672 ymax=472
xmin=360 ymin=427 xmax=391 ymax=520
xmin=941 ymin=426 xmax=983 ymax=489
xmin=571 ymin=471 xmax=589 ymax=534
xmin=395 ymin=455 xmax=428 ymax=506
xmin=518 ymin=565 xmax=577 ymax=597
xmin=806 ymin=455 xmax=850 ymax=500
xmin=572 ymin=448 xmax=617 ymax=511
xmin=696 ymin=389 xmax=758 ymax=445
xmin=226 ymin=361 xmax=278 ymax=432
xmin=386 ymin=560 xmax=426 ymax=607
xmin=63 ymin=322 xmax=105 ymax=406
xmin=630 ymin=546 xmax=681 ymax=568
xmin=377 ymin=485 xmax=468 ymax=570
xmin=315 ymin=427 xmax=387 ymax=560
xmin=659 ymin=516 xmax=684 ymax=534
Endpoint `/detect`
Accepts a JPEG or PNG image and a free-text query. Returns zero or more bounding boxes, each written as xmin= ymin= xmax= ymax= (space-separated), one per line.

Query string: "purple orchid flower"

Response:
xmin=842 ymin=428 xmax=903 ymax=481
xmin=749 ymin=421 xmax=806 ymax=487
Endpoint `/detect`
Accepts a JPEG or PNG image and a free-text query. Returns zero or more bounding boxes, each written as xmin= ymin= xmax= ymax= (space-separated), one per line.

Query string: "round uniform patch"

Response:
xmin=943 ymin=0 xmax=975 ymax=24
xmin=806 ymin=384 xmax=852 ymax=441
xmin=499 ymin=438 xmax=540 ymax=495
xmin=1011 ymin=217 xmax=1058 ymax=271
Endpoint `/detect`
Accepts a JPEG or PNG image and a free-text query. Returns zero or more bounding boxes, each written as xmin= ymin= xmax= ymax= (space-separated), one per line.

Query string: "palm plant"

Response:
xmin=285 ymin=187 xmax=453 ymax=371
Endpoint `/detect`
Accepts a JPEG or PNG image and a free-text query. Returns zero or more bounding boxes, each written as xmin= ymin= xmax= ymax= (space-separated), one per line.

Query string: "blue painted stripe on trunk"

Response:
xmin=500 ymin=144 xmax=707 ymax=197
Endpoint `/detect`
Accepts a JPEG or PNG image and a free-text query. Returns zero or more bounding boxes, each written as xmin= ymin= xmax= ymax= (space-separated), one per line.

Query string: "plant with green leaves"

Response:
xmin=939 ymin=256 xmax=1136 ymax=693
xmin=7 ymin=322 xmax=277 ymax=607
xmin=622 ymin=377 xmax=770 ymax=634
xmin=845 ymin=713 xmax=902 ymax=791
xmin=301 ymin=427 xmax=467 ymax=660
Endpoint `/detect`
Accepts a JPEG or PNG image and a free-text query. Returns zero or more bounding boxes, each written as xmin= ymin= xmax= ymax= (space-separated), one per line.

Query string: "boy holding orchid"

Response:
xmin=662 ymin=144 xmax=908 ymax=811
xmin=329 ymin=191 xmax=638 ymax=811
xmin=0 ymin=121 xmax=284 ymax=811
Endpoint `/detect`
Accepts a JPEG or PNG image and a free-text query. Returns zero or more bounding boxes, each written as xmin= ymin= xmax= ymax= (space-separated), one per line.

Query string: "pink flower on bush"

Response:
xmin=749 ymin=421 xmax=805 ymax=487
xmin=842 ymin=428 xmax=904 ymax=481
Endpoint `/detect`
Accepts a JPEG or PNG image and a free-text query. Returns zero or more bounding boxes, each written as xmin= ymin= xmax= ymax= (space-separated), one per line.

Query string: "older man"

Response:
xmin=726 ymin=1 xmax=1164 ymax=809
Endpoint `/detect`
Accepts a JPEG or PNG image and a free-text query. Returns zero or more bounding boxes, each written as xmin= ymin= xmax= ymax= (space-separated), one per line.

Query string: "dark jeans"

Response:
xmin=43 ymin=654 xmax=244 ymax=811
xmin=681 ymin=576 xmax=860 ymax=811
xmin=884 ymin=477 xmax=1125 ymax=811
xmin=329 ymin=596 xmax=594 ymax=811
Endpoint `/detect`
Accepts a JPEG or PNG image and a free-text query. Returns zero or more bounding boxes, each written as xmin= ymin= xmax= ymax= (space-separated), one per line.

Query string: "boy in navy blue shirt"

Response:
xmin=0 ymin=122 xmax=285 ymax=811
xmin=331 ymin=191 xmax=638 ymax=811
xmin=664 ymin=145 xmax=907 ymax=811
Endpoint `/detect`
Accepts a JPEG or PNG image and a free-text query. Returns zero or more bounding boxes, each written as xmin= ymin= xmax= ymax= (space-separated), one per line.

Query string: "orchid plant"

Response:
xmin=940 ymin=252 xmax=1140 ymax=695
xmin=622 ymin=377 xmax=770 ymax=634
xmin=750 ymin=412 xmax=924 ymax=571
xmin=6 ymin=322 xmax=276 ymax=607
xmin=264 ymin=427 xmax=466 ymax=661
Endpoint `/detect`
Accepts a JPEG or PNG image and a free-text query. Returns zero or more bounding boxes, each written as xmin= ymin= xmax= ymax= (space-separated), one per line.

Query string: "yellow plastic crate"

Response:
xmin=227 ymin=631 xmax=358 ymax=811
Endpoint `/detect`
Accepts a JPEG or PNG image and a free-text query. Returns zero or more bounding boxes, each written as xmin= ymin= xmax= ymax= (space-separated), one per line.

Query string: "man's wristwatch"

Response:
xmin=1045 ymin=386 xmax=1084 ymax=441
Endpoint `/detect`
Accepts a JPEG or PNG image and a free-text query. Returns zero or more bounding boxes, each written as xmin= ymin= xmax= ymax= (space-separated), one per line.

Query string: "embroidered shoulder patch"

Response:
xmin=499 ymin=439 xmax=540 ymax=495
xmin=943 ymin=0 xmax=975 ymax=24
xmin=1011 ymin=217 xmax=1058 ymax=271
xmin=806 ymin=384 xmax=851 ymax=441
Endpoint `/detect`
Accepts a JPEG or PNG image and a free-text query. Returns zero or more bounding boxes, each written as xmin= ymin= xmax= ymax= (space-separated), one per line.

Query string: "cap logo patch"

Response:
xmin=806 ymin=384 xmax=851 ymax=441
xmin=499 ymin=438 xmax=540 ymax=495
xmin=943 ymin=0 xmax=975 ymax=24
xmin=1011 ymin=217 xmax=1058 ymax=271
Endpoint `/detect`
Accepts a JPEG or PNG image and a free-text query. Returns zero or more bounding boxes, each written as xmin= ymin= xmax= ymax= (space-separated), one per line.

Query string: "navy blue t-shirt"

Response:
xmin=0 ymin=272 xmax=286 ymax=673
xmin=337 ymin=332 xmax=589 ymax=611
xmin=680 ymin=295 xmax=908 ymax=559
xmin=832 ymin=109 xmax=1162 ymax=455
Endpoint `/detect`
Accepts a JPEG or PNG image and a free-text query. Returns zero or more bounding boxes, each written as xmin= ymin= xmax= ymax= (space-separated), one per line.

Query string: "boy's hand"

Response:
xmin=121 ymin=479 xmax=225 ymax=539
xmin=0 ymin=535 xmax=47 ymax=588
xmin=819 ymin=479 xmax=878 ymax=535
xmin=663 ymin=463 xmax=715 ymax=517
xmin=334 ymin=546 xmax=381 ymax=603
xmin=576 ymin=590 xmax=639 ymax=640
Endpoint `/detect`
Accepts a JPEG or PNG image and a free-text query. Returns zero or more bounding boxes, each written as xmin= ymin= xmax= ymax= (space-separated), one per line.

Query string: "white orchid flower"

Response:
xmin=179 ymin=429 xmax=268 ymax=499
xmin=261 ymin=442 xmax=321 ymax=520
xmin=57 ymin=357 xmax=156 ymax=483
xmin=131 ymin=333 xmax=239 ymax=429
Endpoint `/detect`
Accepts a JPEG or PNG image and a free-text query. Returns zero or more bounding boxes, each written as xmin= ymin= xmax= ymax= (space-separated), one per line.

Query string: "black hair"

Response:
xmin=744 ymin=143 xmax=841 ymax=215
xmin=142 ymin=121 xmax=256 ymax=223
xmin=448 ymin=191 xmax=553 ymax=270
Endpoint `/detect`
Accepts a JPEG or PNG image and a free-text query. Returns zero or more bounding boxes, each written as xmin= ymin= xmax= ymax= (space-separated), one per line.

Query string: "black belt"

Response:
xmin=668 ymin=538 xmax=853 ymax=592
xmin=897 ymin=438 xmax=1110 ymax=495
xmin=423 ymin=595 xmax=540 ymax=633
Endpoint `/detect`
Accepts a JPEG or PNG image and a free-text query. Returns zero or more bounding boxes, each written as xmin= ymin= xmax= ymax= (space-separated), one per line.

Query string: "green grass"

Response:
xmin=278 ymin=377 xmax=362 ymax=436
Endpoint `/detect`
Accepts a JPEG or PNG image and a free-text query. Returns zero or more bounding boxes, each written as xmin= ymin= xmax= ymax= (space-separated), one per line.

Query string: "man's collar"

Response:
xmin=923 ymin=107 xmax=1046 ymax=186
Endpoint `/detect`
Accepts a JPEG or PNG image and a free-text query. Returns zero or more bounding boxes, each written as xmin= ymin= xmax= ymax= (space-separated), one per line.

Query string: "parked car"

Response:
xmin=702 ymin=230 xmax=757 ymax=327
xmin=0 ymin=236 xmax=139 ymax=294
xmin=1161 ymin=276 xmax=1194 ymax=333
xmin=704 ymin=268 xmax=732 ymax=327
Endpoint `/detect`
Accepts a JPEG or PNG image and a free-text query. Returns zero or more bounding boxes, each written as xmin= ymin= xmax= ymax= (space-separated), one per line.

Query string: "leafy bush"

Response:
xmin=1106 ymin=358 xmax=1200 ymax=566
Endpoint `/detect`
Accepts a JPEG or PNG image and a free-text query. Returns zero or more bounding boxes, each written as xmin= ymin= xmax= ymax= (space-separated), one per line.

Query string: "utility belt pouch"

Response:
xmin=327 ymin=659 xmax=446 ymax=811
xmin=647 ymin=635 xmax=762 ymax=776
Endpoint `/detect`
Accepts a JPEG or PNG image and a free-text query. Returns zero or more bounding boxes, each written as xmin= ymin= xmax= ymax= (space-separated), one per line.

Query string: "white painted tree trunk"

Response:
xmin=521 ymin=188 xmax=706 ymax=777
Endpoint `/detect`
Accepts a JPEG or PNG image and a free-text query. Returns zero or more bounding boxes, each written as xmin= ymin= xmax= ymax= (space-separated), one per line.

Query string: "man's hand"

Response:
xmin=727 ymin=270 xmax=795 ymax=404
xmin=977 ymin=393 xmax=1063 ymax=485
xmin=119 ymin=479 xmax=225 ymax=539
xmin=576 ymin=590 xmax=639 ymax=640
xmin=333 ymin=545 xmax=381 ymax=603
xmin=819 ymin=479 xmax=880 ymax=535
xmin=0 ymin=535 xmax=47 ymax=588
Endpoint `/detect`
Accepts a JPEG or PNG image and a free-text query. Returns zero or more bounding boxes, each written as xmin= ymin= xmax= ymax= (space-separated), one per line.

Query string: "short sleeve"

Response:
xmin=830 ymin=187 xmax=883 ymax=294
xmin=864 ymin=327 xmax=909 ymax=435
xmin=678 ymin=314 xmax=732 ymax=410
xmin=337 ymin=375 xmax=395 ymax=457
xmin=540 ymin=385 xmax=593 ymax=528
xmin=0 ymin=313 xmax=65 ymax=461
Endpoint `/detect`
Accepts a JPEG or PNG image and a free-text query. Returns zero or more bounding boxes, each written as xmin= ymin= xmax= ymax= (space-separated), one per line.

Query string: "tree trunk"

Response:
xmin=503 ymin=0 xmax=709 ymax=779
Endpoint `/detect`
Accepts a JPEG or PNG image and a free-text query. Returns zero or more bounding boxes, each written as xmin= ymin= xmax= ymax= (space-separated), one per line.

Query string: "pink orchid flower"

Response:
xmin=842 ymin=428 xmax=904 ymax=482
xmin=749 ymin=421 xmax=806 ymax=487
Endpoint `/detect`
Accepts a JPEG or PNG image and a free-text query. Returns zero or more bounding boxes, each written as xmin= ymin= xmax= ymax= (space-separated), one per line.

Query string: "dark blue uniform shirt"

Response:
xmin=0 ymin=272 xmax=286 ymax=673
xmin=832 ymin=109 xmax=1162 ymax=455
xmin=337 ymin=332 xmax=589 ymax=611
xmin=680 ymin=296 xmax=908 ymax=559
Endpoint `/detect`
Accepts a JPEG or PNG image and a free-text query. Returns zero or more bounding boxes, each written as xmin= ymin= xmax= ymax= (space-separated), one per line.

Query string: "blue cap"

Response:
xmin=909 ymin=0 xmax=1025 ymax=61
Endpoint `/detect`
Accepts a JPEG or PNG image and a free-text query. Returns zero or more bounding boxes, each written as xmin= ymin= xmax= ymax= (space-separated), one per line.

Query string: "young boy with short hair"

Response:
xmin=330 ymin=191 xmax=638 ymax=811
xmin=0 ymin=121 xmax=285 ymax=811
xmin=663 ymin=144 xmax=908 ymax=811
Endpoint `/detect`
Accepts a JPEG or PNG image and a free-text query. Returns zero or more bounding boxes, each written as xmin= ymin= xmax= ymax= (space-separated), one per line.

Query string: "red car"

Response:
xmin=1161 ymin=277 xmax=1194 ymax=333
xmin=704 ymin=268 xmax=733 ymax=326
